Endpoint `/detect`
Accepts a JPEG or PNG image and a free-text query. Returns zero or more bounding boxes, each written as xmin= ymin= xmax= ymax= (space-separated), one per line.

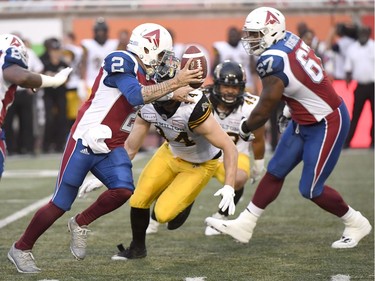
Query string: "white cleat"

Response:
xmin=331 ymin=211 xmax=372 ymax=249
xmin=205 ymin=210 xmax=257 ymax=243
xmin=205 ymin=212 xmax=227 ymax=236
xmin=146 ymin=218 xmax=160 ymax=234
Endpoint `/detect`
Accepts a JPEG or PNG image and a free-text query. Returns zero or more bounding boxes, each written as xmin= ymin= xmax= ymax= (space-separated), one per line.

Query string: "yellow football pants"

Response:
xmin=213 ymin=152 xmax=250 ymax=184
xmin=130 ymin=142 xmax=219 ymax=223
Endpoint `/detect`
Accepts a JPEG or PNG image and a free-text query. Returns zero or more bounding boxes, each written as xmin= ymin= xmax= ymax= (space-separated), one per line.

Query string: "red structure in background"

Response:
xmin=333 ymin=80 xmax=372 ymax=148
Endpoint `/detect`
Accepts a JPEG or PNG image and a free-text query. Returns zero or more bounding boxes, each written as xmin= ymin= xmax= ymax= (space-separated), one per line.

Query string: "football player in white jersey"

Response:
xmin=143 ymin=61 xmax=266 ymax=236
xmin=204 ymin=60 xmax=265 ymax=236
xmin=8 ymin=23 xmax=203 ymax=274
xmin=79 ymin=17 xmax=119 ymax=98
xmin=109 ymin=82 xmax=238 ymax=260
xmin=0 ymin=34 xmax=72 ymax=179
xmin=212 ymin=26 xmax=259 ymax=94
xmin=206 ymin=7 xmax=371 ymax=248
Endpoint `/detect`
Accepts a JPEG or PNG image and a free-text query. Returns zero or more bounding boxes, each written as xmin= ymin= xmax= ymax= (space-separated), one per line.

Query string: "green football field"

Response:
xmin=0 ymin=149 xmax=373 ymax=281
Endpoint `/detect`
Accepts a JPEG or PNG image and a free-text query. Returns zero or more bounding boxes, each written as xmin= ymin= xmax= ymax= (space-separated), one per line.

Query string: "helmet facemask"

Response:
xmin=211 ymin=61 xmax=245 ymax=115
xmin=241 ymin=28 xmax=268 ymax=56
xmin=154 ymin=50 xmax=180 ymax=79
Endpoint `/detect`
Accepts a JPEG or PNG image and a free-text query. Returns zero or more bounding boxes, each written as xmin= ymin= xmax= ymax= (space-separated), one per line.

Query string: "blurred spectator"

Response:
xmin=212 ymin=26 xmax=259 ymax=95
xmin=41 ymin=37 xmax=69 ymax=153
xmin=3 ymin=36 xmax=43 ymax=155
xmin=62 ymin=32 xmax=84 ymax=129
xmin=300 ymin=28 xmax=326 ymax=60
xmin=116 ymin=29 xmax=129 ymax=50
xmin=344 ymin=26 xmax=374 ymax=148
xmin=326 ymin=23 xmax=357 ymax=80
xmin=80 ymin=17 xmax=118 ymax=97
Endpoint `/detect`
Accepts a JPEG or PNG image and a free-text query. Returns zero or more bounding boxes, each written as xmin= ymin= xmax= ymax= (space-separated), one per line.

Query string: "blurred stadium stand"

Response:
xmin=0 ymin=0 xmax=373 ymax=18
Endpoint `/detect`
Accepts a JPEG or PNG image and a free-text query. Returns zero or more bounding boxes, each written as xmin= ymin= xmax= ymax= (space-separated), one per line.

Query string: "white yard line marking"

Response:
xmin=331 ymin=275 xmax=351 ymax=281
xmin=0 ymin=195 xmax=51 ymax=228
xmin=0 ymin=151 xmax=152 ymax=229
xmin=185 ymin=278 xmax=207 ymax=281
xmin=3 ymin=170 xmax=58 ymax=178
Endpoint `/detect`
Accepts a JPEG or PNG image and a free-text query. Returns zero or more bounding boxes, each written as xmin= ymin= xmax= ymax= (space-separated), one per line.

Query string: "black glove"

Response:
xmin=277 ymin=115 xmax=291 ymax=134
xmin=239 ymin=119 xmax=255 ymax=142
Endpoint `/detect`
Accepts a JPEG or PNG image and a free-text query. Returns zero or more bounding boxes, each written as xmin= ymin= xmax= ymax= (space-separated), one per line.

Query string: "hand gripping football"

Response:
xmin=180 ymin=45 xmax=208 ymax=89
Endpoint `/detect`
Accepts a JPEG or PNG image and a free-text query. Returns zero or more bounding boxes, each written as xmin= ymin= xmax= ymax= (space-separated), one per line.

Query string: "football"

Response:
xmin=180 ymin=45 xmax=208 ymax=89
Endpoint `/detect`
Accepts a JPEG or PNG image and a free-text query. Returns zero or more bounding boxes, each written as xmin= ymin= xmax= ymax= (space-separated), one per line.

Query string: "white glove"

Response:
xmin=78 ymin=176 xmax=104 ymax=198
xmin=214 ymin=185 xmax=236 ymax=215
xmin=40 ymin=67 xmax=73 ymax=88
xmin=250 ymin=159 xmax=265 ymax=184
xmin=239 ymin=119 xmax=255 ymax=142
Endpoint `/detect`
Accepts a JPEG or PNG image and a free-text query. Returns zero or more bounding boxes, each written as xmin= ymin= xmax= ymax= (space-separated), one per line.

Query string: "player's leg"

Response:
xmin=154 ymin=157 xmax=218 ymax=224
xmin=8 ymin=137 xmax=90 ymax=272
xmin=302 ymin=103 xmax=371 ymax=248
xmin=112 ymin=144 xmax=175 ymax=260
xmin=206 ymin=123 xmax=303 ymax=243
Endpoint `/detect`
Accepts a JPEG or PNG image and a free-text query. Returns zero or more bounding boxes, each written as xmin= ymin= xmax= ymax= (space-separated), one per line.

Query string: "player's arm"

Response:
xmin=252 ymin=125 xmax=265 ymax=160
xmin=194 ymin=114 xmax=238 ymax=188
xmin=243 ymin=75 xmax=284 ymax=133
xmin=3 ymin=64 xmax=72 ymax=89
xmin=124 ymin=116 xmax=151 ymax=160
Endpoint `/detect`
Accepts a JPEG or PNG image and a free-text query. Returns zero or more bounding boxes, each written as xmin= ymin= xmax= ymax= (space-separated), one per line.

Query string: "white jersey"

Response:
xmin=213 ymin=41 xmax=254 ymax=89
xmin=81 ymin=38 xmax=119 ymax=87
xmin=139 ymin=90 xmax=220 ymax=163
xmin=64 ymin=43 xmax=84 ymax=89
xmin=211 ymin=92 xmax=259 ymax=155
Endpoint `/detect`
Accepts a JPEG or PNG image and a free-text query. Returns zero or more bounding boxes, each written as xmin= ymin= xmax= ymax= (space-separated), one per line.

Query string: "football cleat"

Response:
xmin=205 ymin=209 xmax=258 ymax=243
xmin=111 ymin=243 xmax=147 ymax=260
xmin=146 ymin=218 xmax=160 ymax=234
xmin=331 ymin=211 xmax=372 ymax=249
xmin=205 ymin=212 xmax=227 ymax=236
xmin=68 ymin=216 xmax=91 ymax=260
xmin=7 ymin=243 xmax=41 ymax=273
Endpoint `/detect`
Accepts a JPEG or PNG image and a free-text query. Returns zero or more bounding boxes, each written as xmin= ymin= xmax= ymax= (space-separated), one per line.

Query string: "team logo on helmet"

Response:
xmin=10 ymin=36 xmax=22 ymax=47
xmin=265 ymin=11 xmax=280 ymax=25
xmin=143 ymin=29 xmax=160 ymax=47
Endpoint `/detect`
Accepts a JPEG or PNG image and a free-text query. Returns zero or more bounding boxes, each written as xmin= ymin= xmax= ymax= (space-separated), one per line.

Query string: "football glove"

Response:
xmin=250 ymin=159 xmax=265 ymax=184
xmin=214 ymin=185 xmax=236 ymax=215
xmin=78 ymin=176 xmax=104 ymax=198
xmin=40 ymin=67 xmax=73 ymax=88
xmin=277 ymin=115 xmax=291 ymax=134
xmin=239 ymin=119 xmax=255 ymax=142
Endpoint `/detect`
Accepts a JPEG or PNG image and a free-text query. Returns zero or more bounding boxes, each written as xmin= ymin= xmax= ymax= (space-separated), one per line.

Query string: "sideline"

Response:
xmin=0 ymin=151 xmax=152 ymax=229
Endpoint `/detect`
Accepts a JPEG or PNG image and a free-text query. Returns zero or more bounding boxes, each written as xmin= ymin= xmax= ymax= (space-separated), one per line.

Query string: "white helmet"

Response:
xmin=241 ymin=7 xmax=286 ymax=56
xmin=0 ymin=33 xmax=28 ymax=65
xmin=127 ymin=23 xmax=174 ymax=67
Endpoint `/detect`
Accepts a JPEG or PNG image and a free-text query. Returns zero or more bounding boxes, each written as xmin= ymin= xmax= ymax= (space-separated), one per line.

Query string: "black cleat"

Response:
xmin=111 ymin=243 xmax=147 ymax=260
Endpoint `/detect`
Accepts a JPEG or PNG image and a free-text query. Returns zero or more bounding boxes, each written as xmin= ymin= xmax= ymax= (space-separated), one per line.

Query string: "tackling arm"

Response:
xmin=124 ymin=116 xmax=151 ymax=160
xmin=194 ymin=114 xmax=238 ymax=187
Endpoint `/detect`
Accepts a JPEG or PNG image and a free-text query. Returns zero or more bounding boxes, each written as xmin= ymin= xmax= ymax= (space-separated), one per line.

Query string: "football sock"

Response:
xmin=252 ymin=172 xmax=284 ymax=209
xmin=76 ymin=188 xmax=132 ymax=226
xmin=130 ymin=207 xmax=149 ymax=249
xmin=219 ymin=186 xmax=244 ymax=216
xmin=16 ymin=201 xmax=65 ymax=250
xmin=311 ymin=185 xmax=349 ymax=217
xmin=150 ymin=206 xmax=157 ymax=221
